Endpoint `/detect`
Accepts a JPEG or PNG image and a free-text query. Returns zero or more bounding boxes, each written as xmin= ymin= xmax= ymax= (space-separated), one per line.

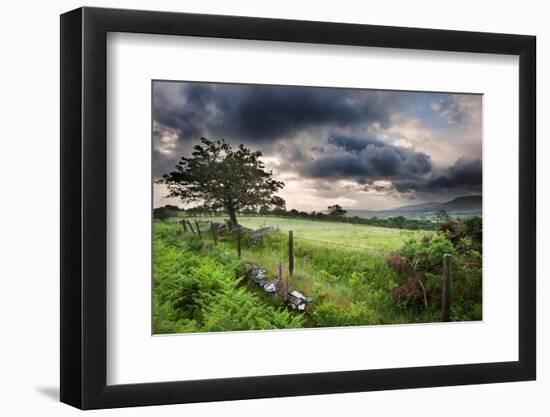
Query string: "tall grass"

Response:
xmin=154 ymin=218 xmax=443 ymax=332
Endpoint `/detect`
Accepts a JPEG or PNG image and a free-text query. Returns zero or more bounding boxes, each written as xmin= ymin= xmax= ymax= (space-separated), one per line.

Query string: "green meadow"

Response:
xmin=153 ymin=215 xmax=482 ymax=334
xmin=193 ymin=216 xmax=425 ymax=252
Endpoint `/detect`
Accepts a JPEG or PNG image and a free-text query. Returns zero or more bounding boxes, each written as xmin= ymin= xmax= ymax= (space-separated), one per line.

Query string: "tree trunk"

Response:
xmin=226 ymin=204 xmax=238 ymax=227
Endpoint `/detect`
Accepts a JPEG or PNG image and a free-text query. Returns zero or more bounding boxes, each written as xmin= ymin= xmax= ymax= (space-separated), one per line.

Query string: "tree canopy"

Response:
xmin=159 ymin=138 xmax=284 ymax=226
xmin=328 ymin=204 xmax=347 ymax=217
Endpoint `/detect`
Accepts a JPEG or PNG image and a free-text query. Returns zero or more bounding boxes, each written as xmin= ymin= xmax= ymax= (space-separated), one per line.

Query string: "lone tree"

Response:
xmin=159 ymin=138 xmax=284 ymax=227
xmin=328 ymin=204 xmax=347 ymax=217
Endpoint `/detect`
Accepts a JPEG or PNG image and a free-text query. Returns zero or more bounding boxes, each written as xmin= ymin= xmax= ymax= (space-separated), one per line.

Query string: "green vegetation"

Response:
xmin=153 ymin=204 xmax=182 ymax=221
xmin=159 ymin=138 xmax=284 ymax=226
xmin=162 ymin=205 xmax=437 ymax=231
xmin=387 ymin=219 xmax=482 ymax=322
xmin=185 ymin=216 xmax=426 ymax=251
xmin=153 ymin=223 xmax=304 ymax=334
xmin=153 ymin=215 xmax=482 ymax=334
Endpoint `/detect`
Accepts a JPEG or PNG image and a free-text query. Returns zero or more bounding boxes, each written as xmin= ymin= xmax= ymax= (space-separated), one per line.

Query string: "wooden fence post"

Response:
xmin=288 ymin=230 xmax=294 ymax=276
xmin=187 ymin=220 xmax=195 ymax=234
xmin=181 ymin=219 xmax=187 ymax=232
xmin=441 ymin=253 xmax=452 ymax=322
xmin=195 ymin=220 xmax=202 ymax=239
xmin=284 ymin=272 xmax=289 ymax=300
xmin=210 ymin=222 xmax=218 ymax=245
xmin=237 ymin=227 xmax=242 ymax=258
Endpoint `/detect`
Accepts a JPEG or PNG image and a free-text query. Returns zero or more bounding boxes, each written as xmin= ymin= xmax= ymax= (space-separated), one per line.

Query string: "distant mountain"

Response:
xmin=346 ymin=195 xmax=482 ymax=219
xmin=391 ymin=195 xmax=482 ymax=214
xmin=434 ymin=195 xmax=482 ymax=213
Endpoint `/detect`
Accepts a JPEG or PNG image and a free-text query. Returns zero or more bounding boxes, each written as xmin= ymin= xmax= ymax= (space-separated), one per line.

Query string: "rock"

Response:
xmin=249 ymin=266 xmax=266 ymax=286
xmin=210 ymin=222 xmax=224 ymax=230
xmin=288 ymin=290 xmax=312 ymax=311
xmin=289 ymin=290 xmax=312 ymax=302
xmin=263 ymin=282 xmax=277 ymax=293
xmin=248 ymin=227 xmax=274 ymax=241
xmin=230 ymin=225 xmax=252 ymax=235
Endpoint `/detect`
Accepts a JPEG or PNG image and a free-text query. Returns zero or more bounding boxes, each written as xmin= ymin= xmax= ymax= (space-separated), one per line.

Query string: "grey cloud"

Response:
xmin=327 ymin=135 xmax=385 ymax=153
xmin=304 ymin=134 xmax=480 ymax=196
xmin=305 ymin=135 xmax=432 ymax=182
xmin=152 ymin=82 xmax=409 ymax=144
xmin=432 ymin=94 xmax=481 ymax=125
xmin=426 ymin=158 xmax=482 ymax=190
xmin=392 ymin=158 xmax=482 ymax=194
xmin=152 ymin=80 xmax=482 ymax=206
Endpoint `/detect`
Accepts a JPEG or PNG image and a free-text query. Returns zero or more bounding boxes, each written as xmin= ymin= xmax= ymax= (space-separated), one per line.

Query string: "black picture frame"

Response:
xmin=60 ymin=6 xmax=536 ymax=410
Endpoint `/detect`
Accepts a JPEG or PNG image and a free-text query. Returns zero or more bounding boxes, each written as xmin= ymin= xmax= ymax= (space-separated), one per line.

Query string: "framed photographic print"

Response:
xmin=60 ymin=7 xmax=536 ymax=409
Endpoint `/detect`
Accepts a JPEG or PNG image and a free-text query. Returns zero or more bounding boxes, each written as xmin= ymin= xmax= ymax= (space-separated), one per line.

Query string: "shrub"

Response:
xmin=386 ymin=218 xmax=482 ymax=321
xmin=185 ymin=237 xmax=204 ymax=252
xmin=313 ymin=300 xmax=380 ymax=327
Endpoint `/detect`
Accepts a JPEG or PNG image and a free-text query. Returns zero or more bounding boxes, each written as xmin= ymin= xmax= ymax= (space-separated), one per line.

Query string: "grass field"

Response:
xmin=155 ymin=213 xmax=483 ymax=335
xmin=176 ymin=216 xmax=431 ymax=308
xmin=186 ymin=216 xmax=429 ymax=252
xmin=154 ymin=216 xmax=450 ymax=333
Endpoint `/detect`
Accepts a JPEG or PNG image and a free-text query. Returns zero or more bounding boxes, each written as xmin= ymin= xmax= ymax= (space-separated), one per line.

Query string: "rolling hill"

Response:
xmin=346 ymin=195 xmax=482 ymax=219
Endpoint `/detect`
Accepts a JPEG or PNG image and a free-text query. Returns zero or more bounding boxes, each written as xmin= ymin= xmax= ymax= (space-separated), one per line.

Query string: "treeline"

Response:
xmin=272 ymin=209 xmax=438 ymax=231
xmin=153 ymin=204 xmax=443 ymax=231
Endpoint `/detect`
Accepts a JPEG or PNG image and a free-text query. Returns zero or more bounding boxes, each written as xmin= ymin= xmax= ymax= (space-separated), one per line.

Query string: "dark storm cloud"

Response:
xmin=327 ymin=135 xmax=385 ymax=153
xmin=392 ymin=179 xmax=421 ymax=193
xmin=426 ymin=158 xmax=482 ymax=190
xmin=392 ymin=158 xmax=482 ymax=193
xmin=152 ymin=81 xmax=413 ymax=177
xmin=153 ymin=82 xmax=404 ymax=143
xmin=153 ymin=80 xmax=482 ymax=208
xmin=153 ymin=84 xmax=206 ymax=140
xmin=302 ymin=133 xmax=480 ymax=195
xmin=235 ymin=87 xmax=396 ymax=140
xmin=305 ymin=135 xmax=432 ymax=181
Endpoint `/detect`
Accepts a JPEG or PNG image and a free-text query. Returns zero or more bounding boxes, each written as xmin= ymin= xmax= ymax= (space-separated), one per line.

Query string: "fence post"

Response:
xmin=441 ymin=253 xmax=452 ymax=322
xmin=210 ymin=222 xmax=218 ymax=245
xmin=288 ymin=230 xmax=294 ymax=276
xmin=237 ymin=227 xmax=242 ymax=258
xmin=284 ymin=272 xmax=289 ymax=300
xmin=181 ymin=219 xmax=187 ymax=232
xmin=187 ymin=220 xmax=195 ymax=234
xmin=195 ymin=220 xmax=202 ymax=239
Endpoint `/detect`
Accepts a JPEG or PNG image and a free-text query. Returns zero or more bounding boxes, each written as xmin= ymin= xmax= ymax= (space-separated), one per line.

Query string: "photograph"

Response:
xmin=152 ymin=80 xmax=483 ymax=334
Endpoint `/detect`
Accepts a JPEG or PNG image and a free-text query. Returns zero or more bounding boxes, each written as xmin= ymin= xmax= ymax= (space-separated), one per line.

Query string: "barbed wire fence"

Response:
xmin=169 ymin=217 xmax=392 ymax=279
xmin=292 ymin=235 xmax=388 ymax=278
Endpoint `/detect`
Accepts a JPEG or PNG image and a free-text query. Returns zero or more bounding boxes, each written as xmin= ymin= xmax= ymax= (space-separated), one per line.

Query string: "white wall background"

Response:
xmin=0 ymin=0 xmax=546 ymax=415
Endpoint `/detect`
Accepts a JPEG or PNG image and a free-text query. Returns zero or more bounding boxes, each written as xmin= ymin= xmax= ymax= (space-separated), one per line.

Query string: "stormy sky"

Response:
xmin=153 ymin=80 xmax=482 ymax=211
